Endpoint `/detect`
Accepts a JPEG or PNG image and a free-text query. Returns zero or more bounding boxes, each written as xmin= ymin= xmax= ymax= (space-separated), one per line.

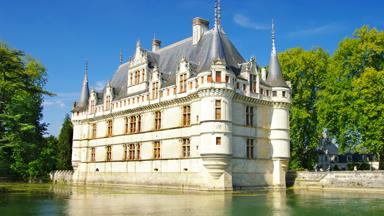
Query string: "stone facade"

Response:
xmin=70 ymin=4 xmax=291 ymax=191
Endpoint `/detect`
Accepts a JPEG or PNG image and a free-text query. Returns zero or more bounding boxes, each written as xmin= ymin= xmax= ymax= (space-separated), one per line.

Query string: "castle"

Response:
xmin=70 ymin=1 xmax=291 ymax=190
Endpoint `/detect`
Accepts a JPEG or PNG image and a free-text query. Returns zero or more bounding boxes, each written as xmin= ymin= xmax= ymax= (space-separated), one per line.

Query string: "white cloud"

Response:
xmin=233 ymin=14 xmax=269 ymax=30
xmin=285 ymin=23 xmax=341 ymax=38
xmin=94 ymin=80 xmax=106 ymax=91
xmin=43 ymin=100 xmax=66 ymax=108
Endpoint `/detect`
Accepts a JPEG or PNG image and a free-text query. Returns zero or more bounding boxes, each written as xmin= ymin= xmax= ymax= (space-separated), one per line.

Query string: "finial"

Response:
xmin=85 ymin=60 xmax=88 ymax=79
xmin=119 ymin=49 xmax=123 ymax=65
xmin=271 ymin=19 xmax=276 ymax=56
xmin=136 ymin=39 xmax=141 ymax=48
xmin=214 ymin=0 xmax=221 ymax=29
xmin=218 ymin=0 xmax=221 ymax=27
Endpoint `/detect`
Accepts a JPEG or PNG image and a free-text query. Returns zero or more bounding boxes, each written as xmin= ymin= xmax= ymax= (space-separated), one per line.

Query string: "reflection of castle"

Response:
xmin=70 ymin=0 xmax=291 ymax=190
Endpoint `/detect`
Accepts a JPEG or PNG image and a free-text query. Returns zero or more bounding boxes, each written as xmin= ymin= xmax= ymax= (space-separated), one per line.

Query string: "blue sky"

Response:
xmin=0 ymin=0 xmax=382 ymax=136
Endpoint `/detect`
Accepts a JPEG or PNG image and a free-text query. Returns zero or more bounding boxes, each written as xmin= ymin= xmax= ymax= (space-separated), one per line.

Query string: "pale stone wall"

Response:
xmin=287 ymin=171 xmax=384 ymax=190
xmin=70 ymin=50 xmax=291 ymax=190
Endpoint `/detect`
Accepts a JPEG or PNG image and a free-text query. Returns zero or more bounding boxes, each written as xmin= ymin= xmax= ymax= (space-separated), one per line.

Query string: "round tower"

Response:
xmin=267 ymin=20 xmax=291 ymax=187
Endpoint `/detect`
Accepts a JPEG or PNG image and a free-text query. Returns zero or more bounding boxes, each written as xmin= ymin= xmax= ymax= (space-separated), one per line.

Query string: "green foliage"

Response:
xmin=0 ymin=42 xmax=54 ymax=180
xmin=56 ymin=115 xmax=73 ymax=170
xmin=278 ymin=48 xmax=329 ymax=169
xmin=316 ymin=26 xmax=384 ymax=168
xmin=280 ymin=26 xmax=384 ymax=170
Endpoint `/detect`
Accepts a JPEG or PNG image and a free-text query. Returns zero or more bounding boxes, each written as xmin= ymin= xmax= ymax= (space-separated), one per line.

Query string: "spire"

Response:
xmin=78 ymin=60 xmax=90 ymax=108
xmin=120 ymin=48 xmax=123 ymax=65
xmin=214 ymin=0 xmax=221 ymax=30
xmin=271 ymin=19 xmax=276 ymax=56
xmin=267 ymin=20 xmax=288 ymax=87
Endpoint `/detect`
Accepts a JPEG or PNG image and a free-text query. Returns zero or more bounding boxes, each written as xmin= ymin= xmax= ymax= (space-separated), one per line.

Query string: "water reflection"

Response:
xmin=2 ymin=184 xmax=384 ymax=216
xmin=56 ymin=186 xmax=234 ymax=216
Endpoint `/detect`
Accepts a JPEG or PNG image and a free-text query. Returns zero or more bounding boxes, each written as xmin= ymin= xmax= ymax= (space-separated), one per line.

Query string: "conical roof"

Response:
xmin=267 ymin=22 xmax=288 ymax=87
xmin=78 ymin=63 xmax=89 ymax=108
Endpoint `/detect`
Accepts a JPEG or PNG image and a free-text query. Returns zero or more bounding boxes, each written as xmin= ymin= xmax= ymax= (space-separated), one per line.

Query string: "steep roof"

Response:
xmin=266 ymin=22 xmax=288 ymax=88
xmin=107 ymin=28 xmax=245 ymax=100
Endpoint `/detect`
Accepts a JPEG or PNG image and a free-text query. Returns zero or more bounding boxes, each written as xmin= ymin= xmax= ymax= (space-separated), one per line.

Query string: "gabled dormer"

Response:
xmin=89 ymin=88 xmax=97 ymax=114
xmin=211 ymin=58 xmax=228 ymax=83
xmin=127 ymin=40 xmax=150 ymax=96
xmin=104 ymin=82 xmax=113 ymax=111
xmin=176 ymin=57 xmax=193 ymax=93
xmin=150 ymin=66 xmax=162 ymax=99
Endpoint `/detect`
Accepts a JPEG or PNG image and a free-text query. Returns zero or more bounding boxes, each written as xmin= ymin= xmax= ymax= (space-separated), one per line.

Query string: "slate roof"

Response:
xmin=105 ymin=28 xmax=245 ymax=100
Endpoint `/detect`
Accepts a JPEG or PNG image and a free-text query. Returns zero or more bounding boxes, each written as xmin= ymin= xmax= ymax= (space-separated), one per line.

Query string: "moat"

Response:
xmin=1 ymin=183 xmax=384 ymax=216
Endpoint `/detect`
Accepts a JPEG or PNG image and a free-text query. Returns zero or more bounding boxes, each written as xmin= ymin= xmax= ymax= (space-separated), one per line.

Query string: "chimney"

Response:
xmin=261 ymin=68 xmax=267 ymax=81
xmin=192 ymin=17 xmax=209 ymax=45
xmin=152 ymin=39 xmax=161 ymax=52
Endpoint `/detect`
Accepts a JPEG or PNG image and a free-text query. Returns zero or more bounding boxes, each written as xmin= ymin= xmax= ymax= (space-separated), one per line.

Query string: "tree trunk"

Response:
xmin=379 ymin=149 xmax=384 ymax=170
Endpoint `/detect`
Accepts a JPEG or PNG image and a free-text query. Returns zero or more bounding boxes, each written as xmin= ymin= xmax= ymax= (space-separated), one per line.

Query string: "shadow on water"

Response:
xmin=1 ymin=183 xmax=384 ymax=216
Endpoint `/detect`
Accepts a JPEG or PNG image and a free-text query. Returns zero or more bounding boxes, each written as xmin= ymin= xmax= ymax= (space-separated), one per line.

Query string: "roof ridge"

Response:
xmin=155 ymin=37 xmax=193 ymax=53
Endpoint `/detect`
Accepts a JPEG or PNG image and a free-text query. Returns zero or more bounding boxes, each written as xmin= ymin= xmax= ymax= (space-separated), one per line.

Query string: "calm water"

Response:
xmin=1 ymin=184 xmax=384 ymax=216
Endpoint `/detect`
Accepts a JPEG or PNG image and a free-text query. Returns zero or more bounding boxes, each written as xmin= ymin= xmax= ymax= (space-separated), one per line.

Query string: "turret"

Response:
xmin=268 ymin=20 xmax=291 ymax=188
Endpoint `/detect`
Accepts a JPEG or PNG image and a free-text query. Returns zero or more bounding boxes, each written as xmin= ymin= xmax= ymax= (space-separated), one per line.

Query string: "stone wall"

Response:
xmin=51 ymin=170 xmax=74 ymax=184
xmin=287 ymin=171 xmax=384 ymax=190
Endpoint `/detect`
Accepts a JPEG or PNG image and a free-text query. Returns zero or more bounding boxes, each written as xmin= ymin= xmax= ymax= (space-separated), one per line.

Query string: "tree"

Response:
xmin=0 ymin=42 xmax=53 ymax=180
xmin=352 ymin=68 xmax=384 ymax=169
xmin=316 ymin=26 xmax=384 ymax=168
xmin=56 ymin=114 xmax=73 ymax=170
xmin=279 ymin=47 xmax=329 ymax=169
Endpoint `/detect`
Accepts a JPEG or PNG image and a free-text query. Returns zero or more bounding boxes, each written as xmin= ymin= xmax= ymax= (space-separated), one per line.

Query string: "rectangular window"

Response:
xmin=155 ymin=111 xmax=161 ymax=130
xmin=207 ymin=75 xmax=212 ymax=83
xmin=137 ymin=71 xmax=141 ymax=84
xmin=91 ymin=147 xmax=96 ymax=162
xmin=216 ymin=71 xmax=221 ymax=82
xmin=152 ymin=81 xmax=159 ymax=99
xmin=183 ymin=105 xmax=191 ymax=127
xmin=250 ymin=74 xmax=257 ymax=93
xmin=136 ymin=143 xmax=141 ymax=160
xmin=91 ymin=123 xmax=97 ymax=139
xmin=272 ymin=91 xmax=277 ymax=97
xmin=282 ymin=91 xmax=286 ymax=97
xmin=105 ymin=96 xmax=111 ymax=110
xmin=201 ymin=77 xmax=204 ymax=84
xmin=246 ymin=106 xmax=254 ymax=126
xmin=182 ymin=138 xmax=190 ymax=158
xmin=216 ymin=137 xmax=221 ymax=145
xmin=247 ymin=139 xmax=254 ymax=159
xmin=125 ymin=117 xmax=129 ymax=134
xmin=137 ymin=115 xmax=141 ymax=133
xmin=123 ymin=145 xmax=128 ymax=160
xmin=154 ymin=141 xmax=161 ymax=159
xmin=179 ymin=73 xmax=187 ymax=93
xmin=236 ymin=82 xmax=240 ymax=89
xmin=260 ymin=88 xmax=264 ymax=95
xmin=107 ymin=120 xmax=113 ymax=137
xmin=106 ymin=145 xmax=112 ymax=161
xmin=215 ymin=100 xmax=221 ymax=120
xmin=90 ymin=100 xmax=96 ymax=114
xmin=129 ymin=144 xmax=136 ymax=160
xmin=130 ymin=116 xmax=136 ymax=133
xmin=225 ymin=75 xmax=229 ymax=83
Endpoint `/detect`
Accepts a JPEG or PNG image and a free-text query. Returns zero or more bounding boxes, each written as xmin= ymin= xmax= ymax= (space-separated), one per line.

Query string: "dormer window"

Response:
xmin=105 ymin=96 xmax=111 ymax=110
xmin=179 ymin=73 xmax=187 ymax=93
xmin=250 ymin=74 xmax=256 ymax=93
xmin=152 ymin=81 xmax=159 ymax=99
xmin=90 ymin=100 xmax=96 ymax=114
xmin=215 ymin=71 xmax=222 ymax=82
